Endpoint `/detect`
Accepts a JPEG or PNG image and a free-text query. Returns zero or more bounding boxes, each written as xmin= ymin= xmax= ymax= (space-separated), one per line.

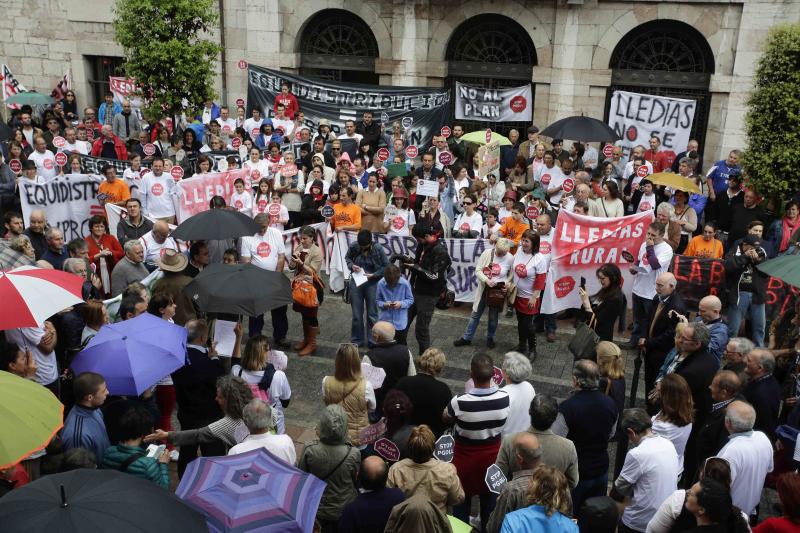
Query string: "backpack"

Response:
xmin=237 ymin=364 xmax=276 ymax=403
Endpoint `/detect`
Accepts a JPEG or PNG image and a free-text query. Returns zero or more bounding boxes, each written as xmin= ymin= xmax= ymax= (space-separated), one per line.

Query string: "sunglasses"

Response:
xmin=463 ymin=202 xmax=473 ymax=206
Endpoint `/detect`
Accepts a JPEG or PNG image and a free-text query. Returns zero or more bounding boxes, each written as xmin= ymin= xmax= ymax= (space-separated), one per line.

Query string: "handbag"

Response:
xmin=292 ymin=271 xmax=323 ymax=308
xmin=342 ymin=279 xmax=351 ymax=304
xmin=486 ymin=284 xmax=506 ymax=308
xmin=569 ymin=314 xmax=600 ymax=360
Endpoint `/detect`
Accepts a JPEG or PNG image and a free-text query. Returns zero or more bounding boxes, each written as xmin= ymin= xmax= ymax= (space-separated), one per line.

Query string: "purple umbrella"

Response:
xmin=70 ymin=313 xmax=187 ymax=396
xmin=176 ymin=449 xmax=326 ymax=533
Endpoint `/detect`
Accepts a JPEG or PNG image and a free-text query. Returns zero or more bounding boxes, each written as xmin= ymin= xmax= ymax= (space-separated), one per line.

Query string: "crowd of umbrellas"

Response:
xmin=0 ymin=113 xmax=792 ymax=531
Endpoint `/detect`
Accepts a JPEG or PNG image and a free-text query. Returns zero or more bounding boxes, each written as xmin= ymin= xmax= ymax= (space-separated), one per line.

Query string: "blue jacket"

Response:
xmin=376 ymin=277 xmax=414 ymax=331
xmin=501 ymin=505 xmax=578 ymax=533
xmin=98 ymin=101 xmax=122 ymax=124
xmin=345 ymin=241 xmax=389 ymax=281
xmin=695 ymin=316 xmax=728 ymax=364
xmin=62 ymin=405 xmax=111 ymax=463
xmin=706 ymin=160 xmax=741 ymax=195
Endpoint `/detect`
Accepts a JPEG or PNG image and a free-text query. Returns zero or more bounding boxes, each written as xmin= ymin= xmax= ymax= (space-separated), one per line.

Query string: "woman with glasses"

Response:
xmin=578 ymin=263 xmax=624 ymax=342
xmin=322 ymin=343 xmax=376 ymax=447
xmin=61 ymin=91 xmax=78 ymax=119
xmin=452 ymin=193 xmax=483 ymax=238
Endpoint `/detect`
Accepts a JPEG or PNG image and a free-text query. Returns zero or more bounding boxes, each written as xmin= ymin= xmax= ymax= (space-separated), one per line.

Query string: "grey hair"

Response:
xmin=185 ymin=319 xmax=208 ymax=344
xmin=62 ymin=258 xmax=85 ymax=274
xmin=573 ymin=359 xmax=600 ymax=390
xmin=688 ymin=322 xmax=711 ymax=347
xmin=621 ymin=408 xmax=652 ymax=434
xmin=657 ymin=202 xmax=675 ymax=216
xmin=242 ymin=399 xmax=273 ymax=432
xmin=503 ymin=352 xmax=532 ymax=384
xmin=751 ymin=348 xmax=776 ymax=374
xmin=513 ymin=438 xmax=542 ymax=467
xmin=729 ymin=337 xmax=755 ymax=356
xmin=9 ymin=234 xmax=31 ymax=252
xmin=45 ymin=226 xmax=63 ymax=240
xmin=123 ymin=239 xmax=143 ymax=254
xmin=529 ymin=394 xmax=559 ymax=430
xmin=725 ymin=401 xmax=756 ymax=433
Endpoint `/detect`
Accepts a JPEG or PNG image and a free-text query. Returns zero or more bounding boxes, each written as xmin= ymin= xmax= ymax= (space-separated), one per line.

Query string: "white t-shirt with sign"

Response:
xmin=538 ymin=166 xmax=566 ymax=205
xmin=637 ymin=193 xmax=656 ymax=213
xmin=453 ymin=211 xmax=483 ymax=236
xmin=139 ymin=231 xmax=178 ymax=265
xmin=632 ymin=241 xmax=674 ymax=300
xmin=267 ymin=204 xmax=290 ymax=231
xmin=62 ymin=140 xmax=88 ymax=155
xmin=512 ymin=249 xmax=548 ymax=299
xmin=122 ymin=168 xmax=143 ymax=198
xmin=243 ymin=118 xmax=264 ymax=135
xmin=5 ymin=326 xmax=58 ymax=386
xmin=384 ymin=208 xmax=416 ymax=237
xmin=486 ymin=251 xmax=514 ymax=280
xmin=141 ymin=172 xmax=176 ymax=218
xmin=230 ymin=190 xmax=253 ymax=215
xmin=218 ymin=118 xmax=237 ymax=134
xmin=241 ymin=228 xmax=286 ymax=271
xmin=28 ymin=149 xmax=57 ymax=179
xmin=243 ymin=160 xmax=272 ymax=182
xmin=252 ymin=195 xmax=271 ymax=217
xmin=538 ymin=230 xmax=554 ymax=268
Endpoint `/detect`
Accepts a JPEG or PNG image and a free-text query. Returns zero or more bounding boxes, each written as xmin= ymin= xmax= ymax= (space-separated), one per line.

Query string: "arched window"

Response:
xmin=445 ymin=15 xmax=537 ymax=135
xmin=606 ymin=20 xmax=715 ymax=147
xmin=299 ymin=9 xmax=379 ymax=84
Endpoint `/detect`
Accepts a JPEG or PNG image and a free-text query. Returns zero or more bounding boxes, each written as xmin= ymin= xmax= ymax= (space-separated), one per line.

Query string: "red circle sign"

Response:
xmin=562 ymin=178 xmax=575 ymax=193
xmin=540 ymin=173 xmax=552 ymax=186
xmin=251 ymin=127 xmax=260 ymax=137
xmin=376 ymin=147 xmax=390 ymax=162
xmin=231 ymin=137 xmax=241 ymax=149
xmin=235 ymin=98 xmax=244 ymax=107
xmin=485 ymin=129 xmax=492 ymax=144
xmin=280 ymin=163 xmax=298 ymax=177
xmin=438 ymin=152 xmax=453 ymax=166
xmin=490 ymin=263 xmax=501 ymax=277
xmin=526 ymin=205 xmax=540 ymax=220
xmin=151 ymin=183 xmax=164 ymax=196
xmin=222 ymin=125 xmax=232 ymax=133
xmin=43 ymin=159 xmax=54 ymax=170
xmin=237 ymin=59 xmax=248 ymax=70
xmin=405 ymin=145 xmax=418 ymax=158
xmin=268 ymin=204 xmax=281 ymax=216
xmin=603 ymin=144 xmax=614 ymax=158
xmin=639 ymin=202 xmax=652 ymax=212
xmin=140 ymin=167 xmax=151 ymax=176
xmin=540 ymin=241 xmax=552 ymax=255
xmin=256 ymin=242 xmax=271 ymax=257
xmin=553 ymin=275 xmax=575 ymax=298
xmin=251 ymin=169 xmax=261 ymax=180
xmin=392 ymin=216 xmax=405 ymax=230
xmin=9 ymin=159 xmax=21 ymax=173
xmin=143 ymin=143 xmax=156 ymax=156
xmin=441 ymin=126 xmax=451 ymax=138
xmin=170 ymin=166 xmax=184 ymax=180
xmin=87 ymin=129 xmax=95 ymax=140
xmin=53 ymin=136 xmax=66 ymax=148
xmin=257 ymin=199 xmax=268 ymax=212
xmin=54 ymin=152 xmax=68 ymax=166
xmin=514 ymin=263 xmax=528 ymax=278
xmin=510 ymin=96 xmax=527 ymax=113
xmin=636 ymin=165 xmax=649 ymax=178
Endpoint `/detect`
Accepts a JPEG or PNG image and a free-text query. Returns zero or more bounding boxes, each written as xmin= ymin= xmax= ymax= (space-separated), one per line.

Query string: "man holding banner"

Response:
xmin=628 ymin=222 xmax=674 ymax=348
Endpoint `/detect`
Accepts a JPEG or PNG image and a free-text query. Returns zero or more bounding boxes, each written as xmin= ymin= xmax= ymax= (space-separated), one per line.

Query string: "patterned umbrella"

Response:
xmin=0 ymin=266 xmax=84 ymax=330
xmin=176 ymin=449 xmax=326 ymax=533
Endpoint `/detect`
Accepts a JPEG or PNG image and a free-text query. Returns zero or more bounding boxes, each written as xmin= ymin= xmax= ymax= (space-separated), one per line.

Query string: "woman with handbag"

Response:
xmin=578 ymin=263 xmax=624 ymax=342
xmin=510 ymin=230 xmax=548 ymax=361
xmin=289 ymin=226 xmax=324 ymax=356
xmin=453 ymin=238 xmax=514 ymax=349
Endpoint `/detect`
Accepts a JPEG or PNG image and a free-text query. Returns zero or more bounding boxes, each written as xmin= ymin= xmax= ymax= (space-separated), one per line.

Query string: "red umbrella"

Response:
xmin=0 ymin=266 xmax=84 ymax=330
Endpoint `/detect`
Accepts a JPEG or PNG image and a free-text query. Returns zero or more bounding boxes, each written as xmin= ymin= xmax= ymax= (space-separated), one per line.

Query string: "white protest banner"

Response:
xmin=109 ymin=76 xmax=145 ymax=121
xmin=607 ymin=90 xmax=696 ymax=161
xmin=1 ymin=64 xmax=27 ymax=109
xmin=19 ymin=175 xmax=104 ymax=241
xmin=478 ymin=141 xmax=501 ymax=177
xmin=540 ymin=210 xmax=653 ymax=314
xmin=455 ymin=82 xmax=532 ymax=122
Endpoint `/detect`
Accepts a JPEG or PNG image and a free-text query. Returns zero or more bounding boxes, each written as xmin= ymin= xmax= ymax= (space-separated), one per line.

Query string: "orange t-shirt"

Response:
xmin=683 ymin=235 xmax=723 ymax=259
xmin=333 ymin=202 xmax=362 ymax=230
xmin=98 ymin=179 xmax=131 ymax=204
xmin=499 ymin=218 xmax=529 ymax=245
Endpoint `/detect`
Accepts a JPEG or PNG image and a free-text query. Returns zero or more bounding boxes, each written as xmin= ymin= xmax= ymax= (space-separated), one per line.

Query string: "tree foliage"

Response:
xmin=113 ymin=0 xmax=221 ymax=120
xmin=742 ymin=23 xmax=800 ymax=200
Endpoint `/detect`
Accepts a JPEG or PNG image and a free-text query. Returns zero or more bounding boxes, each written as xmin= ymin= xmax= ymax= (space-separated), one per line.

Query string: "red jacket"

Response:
xmin=91 ymin=135 xmax=128 ymax=160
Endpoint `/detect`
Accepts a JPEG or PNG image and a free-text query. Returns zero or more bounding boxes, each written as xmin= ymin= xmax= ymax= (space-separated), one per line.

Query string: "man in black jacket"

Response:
xmin=365 ymin=321 xmax=411 ymax=416
xmin=724 ymin=234 xmax=768 ymax=347
xmin=355 ymin=110 xmax=381 ymax=148
xmin=743 ymin=348 xmax=782 ymax=440
xmin=404 ymin=224 xmax=452 ymax=355
xmin=640 ymin=272 xmax=685 ymax=414
xmin=694 ymin=370 xmax=743 ymax=482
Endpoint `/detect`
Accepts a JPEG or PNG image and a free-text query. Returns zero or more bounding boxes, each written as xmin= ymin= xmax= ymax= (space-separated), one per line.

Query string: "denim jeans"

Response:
xmin=462 ymin=291 xmax=499 ymax=341
xmin=350 ymin=279 xmax=379 ymax=346
xmin=571 ymin=473 xmax=609 ymax=515
xmin=726 ymin=291 xmax=765 ymax=347
xmin=631 ymin=294 xmax=654 ymax=344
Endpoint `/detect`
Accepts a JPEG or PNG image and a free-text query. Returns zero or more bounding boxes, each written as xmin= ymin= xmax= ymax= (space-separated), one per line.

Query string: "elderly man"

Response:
xmin=628 ymin=221 xmax=674 ymax=348
xmin=496 ymin=394 xmax=578 ymax=488
xmin=723 ymin=337 xmax=753 ymax=374
xmin=742 ymin=349 xmax=781 ymax=440
xmin=138 ymin=220 xmax=175 ymax=271
xmin=228 ymin=399 xmax=296 ymax=465
xmin=486 ymin=433 xmax=542 ymax=533
xmin=90 ymin=124 xmax=128 ymax=160
xmin=63 ymin=257 xmax=101 ymax=301
xmin=655 ymin=202 xmax=682 ymax=251
xmin=695 ymin=370 xmax=744 ymax=473
xmin=339 ymin=455 xmax=406 ymax=532
xmin=552 ymin=360 xmax=617 ymax=513
xmin=364 ymin=321 xmax=414 ymax=416
xmin=41 ymin=227 xmax=68 ymax=270
xmin=694 ymin=295 xmax=728 ymax=363
xmin=151 ymin=249 xmax=195 ymax=326
xmin=117 ymin=198 xmax=153 ymax=245
xmin=24 ymin=209 xmax=48 ymax=260
xmin=718 ymin=401 xmax=773 ymax=519
xmin=112 ymin=99 xmax=142 ymax=141
xmin=560 ymin=182 xmax=592 ymax=213
xmin=111 ymin=240 xmax=149 ymax=297
xmin=640 ymin=272 xmax=685 ymax=411
xmin=27 ymin=136 xmax=57 ymax=180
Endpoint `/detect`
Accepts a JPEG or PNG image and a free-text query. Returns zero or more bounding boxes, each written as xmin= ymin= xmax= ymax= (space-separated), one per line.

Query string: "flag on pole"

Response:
xmin=51 ymin=69 xmax=72 ymax=101
xmin=1 ymin=64 xmax=27 ymax=109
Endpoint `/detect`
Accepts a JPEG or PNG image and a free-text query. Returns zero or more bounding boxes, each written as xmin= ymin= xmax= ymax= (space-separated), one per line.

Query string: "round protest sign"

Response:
xmin=251 ymin=169 xmax=261 ymax=180
xmin=140 ymin=167 xmax=151 ymax=176
xmin=438 ymin=152 xmax=453 ymax=166
xmin=235 ymin=98 xmax=244 ymax=107
xmin=9 ymin=159 xmax=21 ymax=173
xmin=603 ymin=144 xmax=614 ymax=158
xmin=268 ymin=203 xmax=281 ymax=216
xmin=280 ymin=163 xmax=298 ymax=177
xmin=637 ymin=165 xmax=649 ymax=178
xmin=526 ymin=205 xmax=540 ymax=220
xmin=256 ymin=242 xmax=271 ymax=257
xmin=231 ymin=137 xmax=241 ymax=149
xmin=384 ymin=205 xmax=398 ymax=218
xmin=621 ymin=250 xmax=636 ymax=263
xmin=440 ymin=126 xmax=451 ymax=138
xmin=170 ymin=165 xmax=184 ymax=181
xmin=222 ymin=125 xmax=232 ymax=134
xmin=237 ymin=59 xmax=248 ymax=70
xmin=53 ymin=136 xmax=66 ymax=148
xmin=380 ymin=112 xmax=389 ymax=124
xmin=151 ymin=183 xmax=164 ymax=196
xmin=485 ymin=129 xmax=492 ymax=144
xmin=376 ymin=147 xmax=390 ymax=162
xmin=251 ymin=127 xmax=260 ymax=137
xmin=491 ymin=366 xmax=504 ymax=386
xmin=374 ymin=438 xmax=400 ymax=462
xmin=540 ymin=173 xmax=552 ymax=186
xmin=43 ymin=159 xmax=54 ymax=170
xmin=433 ymin=434 xmax=455 ymax=463
xmin=540 ymin=241 xmax=552 ymax=255
xmin=321 ymin=204 xmax=335 ymax=218
xmin=143 ymin=143 xmax=156 ymax=156
xmin=54 ymin=152 xmax=68 ymax=167
xmin=238 ymin=146 xmax=248 ymax=160
xmin=401 ymin=116 xmax=413 ymax=129
xmin=510 ymin=95 xmax=527 ymax=113
xmin=405 ymin=145 xmax=418 ymax=158
xmin=562 ymin=178 xmax=575 ymax=193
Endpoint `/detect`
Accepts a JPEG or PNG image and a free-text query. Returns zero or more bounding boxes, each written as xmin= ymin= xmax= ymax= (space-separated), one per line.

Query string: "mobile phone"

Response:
xmin=146 ymin=444 xmax=165 ymax=458
xmin=580 ymin=277 xmax=586 ymax=289
xmin=90 ymin=263 xmax=97 ymax=273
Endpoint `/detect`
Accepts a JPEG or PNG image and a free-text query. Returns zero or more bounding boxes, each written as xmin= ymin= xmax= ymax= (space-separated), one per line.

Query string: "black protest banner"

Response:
xmin=73 ymin=151 xmax=241 ymax=177
xmin=247 ymin=65 xmax=451 ymax=153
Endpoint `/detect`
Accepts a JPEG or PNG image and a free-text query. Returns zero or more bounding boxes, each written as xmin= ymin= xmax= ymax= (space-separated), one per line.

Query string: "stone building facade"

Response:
xmin=3 ymin=0 xmax=799 ymax=162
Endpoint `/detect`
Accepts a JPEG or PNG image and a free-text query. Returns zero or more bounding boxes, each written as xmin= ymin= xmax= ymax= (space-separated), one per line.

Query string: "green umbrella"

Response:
xmin=5 ymin=91 xmax=55 ymax=106
xmin=461 ymin=130 xmax=512 ymax=146
xmin=757 ymin=253 xmax=800 ymax=287
xmin=0 ymin=370 xmax=64 ymax=469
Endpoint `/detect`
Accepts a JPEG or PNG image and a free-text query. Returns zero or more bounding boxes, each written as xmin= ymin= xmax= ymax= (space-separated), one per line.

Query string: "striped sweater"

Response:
xmin=101 ymin=444 xmax=169 ymax=489
xmin=447 ymin=386 xmax=510 ymax=444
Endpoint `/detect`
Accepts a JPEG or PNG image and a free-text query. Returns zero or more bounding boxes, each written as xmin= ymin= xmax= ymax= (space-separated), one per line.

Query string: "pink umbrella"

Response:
xmin=0 ymin=266 xmax=84 ymax=330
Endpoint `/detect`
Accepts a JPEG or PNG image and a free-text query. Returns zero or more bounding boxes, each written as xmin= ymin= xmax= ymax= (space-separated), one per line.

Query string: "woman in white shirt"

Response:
xmin=230 ymin=178 xmax=253 ymax=215
xmin=501 ymin=352 xmax=536 ymax=434
xmin=231 ymin=335 xmax=292 ymax=434
xmin=274 ymin=151 xmax=304 ymax=229
xmin=191 ymin=154 xmax=213 ymax=179
xmin=452 ymin=193 xmax=483 ymax=238
xmin=252 ymin=178 xmax=272 ymax=217
xmin=651 ymin=373 xmax=694 ymax=476
xmin=511 ymin=230 xmax=548 ymax=360
xmin=383 ymin=187 xmax=415 ymax=237
xmin=243 ymin=147 xmax=272 ymax=181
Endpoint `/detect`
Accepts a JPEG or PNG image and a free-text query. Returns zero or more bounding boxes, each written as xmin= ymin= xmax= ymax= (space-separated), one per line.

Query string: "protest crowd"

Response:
xmin=1 ymin=75 xmax=799 ymax=533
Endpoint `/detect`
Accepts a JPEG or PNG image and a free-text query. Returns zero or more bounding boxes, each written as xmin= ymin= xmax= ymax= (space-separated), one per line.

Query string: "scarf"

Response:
xmin=780 ymin=216 xmax=800 ymax=252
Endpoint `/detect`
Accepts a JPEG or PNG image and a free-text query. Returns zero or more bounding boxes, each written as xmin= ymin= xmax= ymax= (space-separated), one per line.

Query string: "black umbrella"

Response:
xmin=0 ymin=469 xmax=207 ymax=533
xmin=184 ymin=262 xmax=293 ymax=316
xmin=540 ymin=115 xmax=621 ymax=142
xmin=169 ymin=208 xmax=260 ymax=241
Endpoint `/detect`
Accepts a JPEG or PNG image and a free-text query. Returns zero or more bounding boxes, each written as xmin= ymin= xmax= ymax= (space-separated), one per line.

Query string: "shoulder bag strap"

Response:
xmin=118 ymin=452 xmax=146 ymax=472
xmin=319 ymin=444 xmax=353 ymax=481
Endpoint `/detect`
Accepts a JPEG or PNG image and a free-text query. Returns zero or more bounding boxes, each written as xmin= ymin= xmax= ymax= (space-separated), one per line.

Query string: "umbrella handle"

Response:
xmin=60 ymin=484 xmax=68 ymax=508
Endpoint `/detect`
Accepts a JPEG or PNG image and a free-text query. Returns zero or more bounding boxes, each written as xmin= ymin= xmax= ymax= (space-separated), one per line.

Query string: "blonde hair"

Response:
xmin=596 ymin=341 xmax=624 ymax=380
xmin=407 ymin=424 xmax=436 ymax=463
xmin=527 ymin=465 xmax=572 ymax=517
xmin=241 ymin=335 xmax=270 ymax=371
xmin=334 ymin=344 xmax=362 ymax=382
xmin=417 ymin=348 xmax=446 ymax=376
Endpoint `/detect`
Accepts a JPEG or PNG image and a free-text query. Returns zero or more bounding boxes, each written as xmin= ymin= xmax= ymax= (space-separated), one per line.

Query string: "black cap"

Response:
xmin=578 ymin=496 xmax=619 ymax=533
xmin=552 ymin=138 xmax=563 ymax=145
xmin=527 ymin=126 xmax=539 ymax=134
xmin=22 ymin=159 xmax=36 ymax=170
xmin=742 ymin=234 xmax=762 ymax=247
xmin=357 ymin=229 xmax=372 ymax=246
